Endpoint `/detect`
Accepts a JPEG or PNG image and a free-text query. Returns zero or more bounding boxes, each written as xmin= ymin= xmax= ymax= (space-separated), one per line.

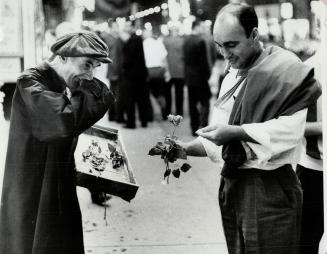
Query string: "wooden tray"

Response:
xmin=75 ymin=125 xmax=138 ymax=202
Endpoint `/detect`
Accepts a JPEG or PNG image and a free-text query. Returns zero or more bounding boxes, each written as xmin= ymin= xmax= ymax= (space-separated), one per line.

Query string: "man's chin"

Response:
xmin=76 ymin=75 xmax=93 ymax=81
xmin=229 ymin=62 xmax=241 ymax=69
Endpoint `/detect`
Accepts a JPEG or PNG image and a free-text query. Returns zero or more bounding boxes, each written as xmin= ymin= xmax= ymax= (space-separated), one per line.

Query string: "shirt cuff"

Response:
xmin=196 ymin=136 xmax=222 ymax=163
xmin=241 ymin=123 xmax=273 ymax=166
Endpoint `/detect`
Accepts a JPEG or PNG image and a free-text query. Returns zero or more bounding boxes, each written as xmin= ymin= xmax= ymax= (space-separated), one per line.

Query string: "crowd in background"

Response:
xmin=43 ymin=16 xmax=319 ymax=136
xmin=98 ymin=19 xmax=221 ymax=135
xmin=44 ymin=18 xmax=225 ymax=136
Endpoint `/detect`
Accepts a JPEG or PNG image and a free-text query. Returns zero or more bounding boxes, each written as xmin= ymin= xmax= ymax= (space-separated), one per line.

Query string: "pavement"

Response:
xmin=0 ymin=112 xmax=228 ymax=254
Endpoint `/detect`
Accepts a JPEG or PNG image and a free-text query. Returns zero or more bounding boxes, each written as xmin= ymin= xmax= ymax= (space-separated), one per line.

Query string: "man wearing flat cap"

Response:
xmin=0 ymin=30 xmax=114 ymax=254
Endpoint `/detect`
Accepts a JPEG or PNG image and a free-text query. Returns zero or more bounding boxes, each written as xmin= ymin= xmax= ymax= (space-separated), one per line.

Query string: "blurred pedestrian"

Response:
xmin=93 ymin=30 xmax=111 ymax=87
xmin=183 ymin=19 xmax=211 ymax=136
xmin=201 ymin=21 xmax=218 ymax=72
xmin=296 ymin=41 xmax=323 ymax=254
xmin=0 ymin=31 xmax=113 ymax=254
xmin=163 ymin=25 xmax=185 ymax=116
xmin=143 ymin=28 xmax=169 ymax=120
xmin=101 ymin=20 xmax=125 ymax=122
xmin=121 ymin=22 xmax=149 ymax=128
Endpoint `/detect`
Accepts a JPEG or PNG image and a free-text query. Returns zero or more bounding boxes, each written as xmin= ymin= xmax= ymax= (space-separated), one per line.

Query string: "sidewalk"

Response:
xmin=0 ymin=116 xmax=228 ymax=254
xmin=79 ymin=117 xmax=228 ymax=254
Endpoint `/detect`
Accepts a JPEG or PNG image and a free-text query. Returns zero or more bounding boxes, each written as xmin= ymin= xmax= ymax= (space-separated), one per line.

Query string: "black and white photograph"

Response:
xmin=0 ymin=0 xmax=326 ymax=253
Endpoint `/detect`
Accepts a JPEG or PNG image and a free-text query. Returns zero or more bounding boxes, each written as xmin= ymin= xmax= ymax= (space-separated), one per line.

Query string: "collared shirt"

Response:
xmin=198 ymin=68 xmax=307 ymax=170
xmin=143 ymin=37 xmax=167 ymax=68
xmin=64 ymin=86 xmax=72 ymax=100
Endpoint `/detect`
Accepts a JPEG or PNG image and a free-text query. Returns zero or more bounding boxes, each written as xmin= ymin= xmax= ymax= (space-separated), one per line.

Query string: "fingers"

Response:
xmin=196 ymin=131 xmax=213 ymax=140
xmin=196 ymin=125 xmax=219 ymax=142
xmin=196 ymin=125 xmax=217 ymax=136
xmin=199 ymin=125 xmax=218 ymax=133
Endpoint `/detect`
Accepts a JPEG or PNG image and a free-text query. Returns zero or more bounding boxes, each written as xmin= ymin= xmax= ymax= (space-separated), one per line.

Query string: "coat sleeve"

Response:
xmin=17 ymin=76 xmax=113 ymax=142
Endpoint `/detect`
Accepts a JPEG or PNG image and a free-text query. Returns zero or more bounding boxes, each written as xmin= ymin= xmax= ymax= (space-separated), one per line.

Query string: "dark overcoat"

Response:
xmin=0 ymin=62 xmax=112 ymax=254
xmin=183 ymin=35 xmax=211 ymax=89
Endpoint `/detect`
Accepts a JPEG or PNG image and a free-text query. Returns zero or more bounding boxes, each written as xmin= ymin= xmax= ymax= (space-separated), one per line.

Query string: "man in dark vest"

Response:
xmin=176 ymin=3 xmax=321 ymax=254
xmin=197 ymin=4 xmax=321 ymax=253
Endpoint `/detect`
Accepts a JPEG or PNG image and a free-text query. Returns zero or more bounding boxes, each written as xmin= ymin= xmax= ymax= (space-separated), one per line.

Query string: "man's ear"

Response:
xmin=251 ymin=28 xmax=259 ymax=41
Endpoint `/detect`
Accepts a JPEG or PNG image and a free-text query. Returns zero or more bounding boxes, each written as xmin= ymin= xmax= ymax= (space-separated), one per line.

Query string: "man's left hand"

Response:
xmin=196 ymin=124 xmax=235 ymax=146
xmin=196 ymin=124 xmax=258 ymax=146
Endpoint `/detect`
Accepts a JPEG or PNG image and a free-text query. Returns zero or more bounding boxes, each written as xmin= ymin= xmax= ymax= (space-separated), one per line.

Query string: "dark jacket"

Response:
xmin=0 ymin=62 xmax=112 ymax=254
xmin=101 ymin=32 xmax=124 ymax=81
xmin=183 ymin=34 xmax=211 ymax=87
xmin=122 ymin=33 xmax=148 ymax=81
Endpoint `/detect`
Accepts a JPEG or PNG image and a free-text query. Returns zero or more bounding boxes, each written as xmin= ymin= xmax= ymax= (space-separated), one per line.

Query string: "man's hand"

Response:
xmin=196 ymin=124 xmax=258 ymax=146
xmin=164 ymin=70 xmax=171 ymax=83
xmin=196 ymin=124 xmax=236 ymax=146
xmin=175 ymin=139 xmax=207 ymax=157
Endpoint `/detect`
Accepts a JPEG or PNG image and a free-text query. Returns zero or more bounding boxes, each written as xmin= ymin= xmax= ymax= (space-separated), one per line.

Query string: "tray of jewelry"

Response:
xmin=75 ymin=125 xmax=138 ymax=202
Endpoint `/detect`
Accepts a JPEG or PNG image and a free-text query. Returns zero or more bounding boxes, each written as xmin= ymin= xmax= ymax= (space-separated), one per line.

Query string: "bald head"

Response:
xmin=216 ymin=3 xmax=258 ymax=38
xmin=212 ymin=3 xmax=262 ymax=69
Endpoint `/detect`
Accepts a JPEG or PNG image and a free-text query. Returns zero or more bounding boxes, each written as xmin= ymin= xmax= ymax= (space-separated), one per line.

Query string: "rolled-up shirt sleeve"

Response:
xmin=240 ymin=108 xmax=307 ymax=168
xmin=197 ymin=136 xmax=222 ymax=164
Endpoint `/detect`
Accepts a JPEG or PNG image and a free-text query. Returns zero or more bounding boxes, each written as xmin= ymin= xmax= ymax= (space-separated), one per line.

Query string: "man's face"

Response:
xmin=65 ymin=57 xmax=101 ymax=81
xmin=213 ymin=14 xmax=257 ymax=69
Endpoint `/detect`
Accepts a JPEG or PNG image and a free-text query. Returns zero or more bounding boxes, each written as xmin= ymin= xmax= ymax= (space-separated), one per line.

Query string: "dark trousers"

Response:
xmin=165 ymin=78 xmax=184 ymax=116
xmin=148 ymin=76 xmax=166 ymax=120
xmin=108 ymin=79 xmax=119 ymax=121
xmin=187 ymin=86 xmax=210 ymax=134
xmin=147 ymin=67 xmax=168 ymax=120
xmin=125 ymin=78 xmax=149 ymax=127
xmin=296 ymin=165 xmax=323 ymax=254
xmin=115 ymin=78 xmax=128 ymax=122
xmin=219 ymin=165 xmax=302 ymax=254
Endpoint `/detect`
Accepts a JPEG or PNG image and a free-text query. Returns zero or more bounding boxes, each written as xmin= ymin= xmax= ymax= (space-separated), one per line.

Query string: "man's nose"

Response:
xmin=220 ymin=47 xmax=232 ymax=59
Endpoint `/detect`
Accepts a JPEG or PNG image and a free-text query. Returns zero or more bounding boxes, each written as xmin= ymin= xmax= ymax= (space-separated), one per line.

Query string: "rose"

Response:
xmin=148 ymin=115 xmax=191 ymax=183
xmin=167 ymin=114 xmax=183 ymax=126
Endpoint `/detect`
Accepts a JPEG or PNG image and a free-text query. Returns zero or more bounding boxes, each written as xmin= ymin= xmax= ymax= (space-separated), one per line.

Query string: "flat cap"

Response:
xmin=50 ymin=30 xmax=112 ymax=63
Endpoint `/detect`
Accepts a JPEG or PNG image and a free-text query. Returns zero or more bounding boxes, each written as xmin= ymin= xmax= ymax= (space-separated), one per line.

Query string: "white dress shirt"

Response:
xmin=143 ymin=37 xmax=167 ymax=68
xmin=198 ymin=68 xmax=307 ymax=170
